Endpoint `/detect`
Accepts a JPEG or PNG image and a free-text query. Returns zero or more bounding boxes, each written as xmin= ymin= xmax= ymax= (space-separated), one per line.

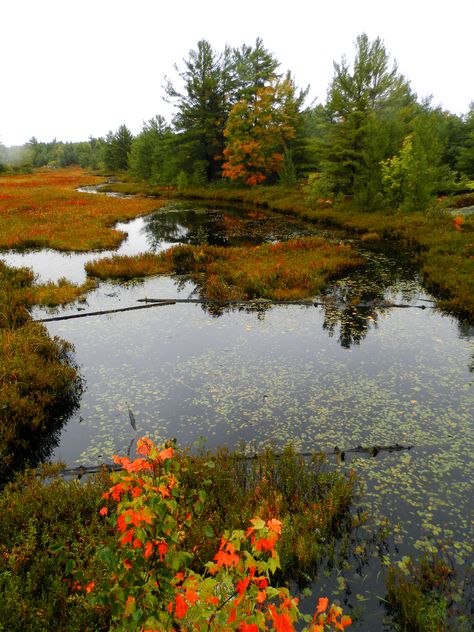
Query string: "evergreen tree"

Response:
xmin=165 ymin=40 xmax=232 ymax=181
xmin=113 ymin=125 xmax=133 ymax=171
xmin=0 ymin=141 xmax=5 ymax=173
xmin=103 ymin=125 xmax=133 ymax=171
xmin=231 ymin=37 xmax=280 ymax=104
xmin=129 ymin=116 xmax=170 ymax=181
xmin=103 ymin=131 xmax=117 ymax=171
xmin=319 ymin=34 xmax=414 ymax=206
xmin=456 ymin=104 xmax=474 ymax=179
xmin=164 ymin=38 xmax=283 ymax=182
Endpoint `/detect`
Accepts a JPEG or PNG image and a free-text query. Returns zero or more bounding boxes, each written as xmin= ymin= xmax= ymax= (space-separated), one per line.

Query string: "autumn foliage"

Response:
xmin=81 ymin=437 xmax=351 ymax=631
xmin=222 ymin=78 xmax=299 ymax=186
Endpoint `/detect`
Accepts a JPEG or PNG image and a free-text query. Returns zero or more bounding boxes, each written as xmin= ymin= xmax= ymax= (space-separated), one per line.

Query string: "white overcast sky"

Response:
xmin=1 ymin=0 xmax=473 ymax=146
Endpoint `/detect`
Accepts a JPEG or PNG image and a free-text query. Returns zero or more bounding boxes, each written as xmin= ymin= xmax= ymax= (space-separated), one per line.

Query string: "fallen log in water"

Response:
xmin=137 ymin=297 xmax=428 ymax=309
xmin=35 ymin=300 xmax=176 ymax=322
xmin=59 ymin=443 xmax=412 ymax=478
xmin=33 ymin=297 xmax=430 ymax=323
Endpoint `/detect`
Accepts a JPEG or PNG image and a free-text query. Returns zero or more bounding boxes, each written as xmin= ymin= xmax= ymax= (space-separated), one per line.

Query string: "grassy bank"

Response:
xmin=0 ymin=168 xmax=164 ymax=251
xmin=104 ymin=180 xmax=474 ymax=319
xmin=0 ymin=446 xmax=356 ymax=631
xmin=85 ymin=237 xmax=364 ymax=301
xmin=0 ymin=262 xmax=82 ymax=477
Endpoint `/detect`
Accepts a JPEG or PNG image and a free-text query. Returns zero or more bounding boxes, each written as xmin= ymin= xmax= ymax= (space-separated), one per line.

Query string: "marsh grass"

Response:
xmin=386 ymin=553 xmax=473 ymax=631
xmin=0 ymin=262 xmax=82 ymax=476
xmin=0 ymin=446 xmax=357 ymax=630
xmin=85 ymin=237 xmax=364 ymax=301
xmin=26 ymin=277 xmax=98 ymax=307
xmin=3 ymin=169 xmax=472 ymax=316
xmin=0 ymin=167 xmax=165 ymax=251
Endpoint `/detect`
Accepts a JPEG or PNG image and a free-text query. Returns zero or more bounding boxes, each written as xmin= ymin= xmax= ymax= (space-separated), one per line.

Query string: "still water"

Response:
xmin=3 ymin=199 xmax=473 ymax=629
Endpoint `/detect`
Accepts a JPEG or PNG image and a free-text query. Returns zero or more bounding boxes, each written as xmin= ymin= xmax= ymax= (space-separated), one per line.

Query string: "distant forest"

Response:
xmin=2 ymin=34 xmax=474 ymax=211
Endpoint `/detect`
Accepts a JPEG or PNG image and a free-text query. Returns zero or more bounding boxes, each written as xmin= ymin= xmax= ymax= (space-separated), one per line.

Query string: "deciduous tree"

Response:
xmin=222 ymin=75 xmax=303 ymax=185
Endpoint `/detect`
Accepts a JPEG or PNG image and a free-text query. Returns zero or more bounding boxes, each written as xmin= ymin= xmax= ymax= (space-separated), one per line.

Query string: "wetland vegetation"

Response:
xmin=85 ymin=237 xmax=364 ymax=301
xmin=0 ymin=262 xmax=82 ymax=481
xmin=0 ymin=31 xmax=473 ymax=632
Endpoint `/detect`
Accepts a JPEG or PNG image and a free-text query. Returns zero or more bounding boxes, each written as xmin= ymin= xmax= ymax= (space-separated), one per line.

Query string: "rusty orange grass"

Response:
xmin=86 ymin=238 xmax=364 ymax=301
xmin=0 ymin=168 xmax=165 ymax=252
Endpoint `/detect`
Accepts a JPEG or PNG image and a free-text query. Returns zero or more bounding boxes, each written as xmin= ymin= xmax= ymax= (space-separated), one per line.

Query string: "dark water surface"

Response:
xmin=2 ymin=198 xmax=473 ymax=629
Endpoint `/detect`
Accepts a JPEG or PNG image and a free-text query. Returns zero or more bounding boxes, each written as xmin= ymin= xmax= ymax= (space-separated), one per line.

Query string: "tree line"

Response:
xmin=2 ymin=34 xmax=474 ymax=211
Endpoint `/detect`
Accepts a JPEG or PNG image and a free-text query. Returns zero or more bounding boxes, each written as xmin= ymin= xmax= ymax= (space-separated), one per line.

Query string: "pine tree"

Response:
xmin=103 ymin=126 xmax=133 ymax=171
xmin=165 ymin=40 xmax=232 ymax=181
xmin=320 ymin=34 xmax=415 ymax=206
xmin=456 ymin=104 xmax=474 ymax=179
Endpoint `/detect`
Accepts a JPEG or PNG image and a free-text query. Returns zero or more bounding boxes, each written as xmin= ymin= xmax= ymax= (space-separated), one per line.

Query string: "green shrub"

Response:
xmin=0 ymin=466 xmax=111 ymax=631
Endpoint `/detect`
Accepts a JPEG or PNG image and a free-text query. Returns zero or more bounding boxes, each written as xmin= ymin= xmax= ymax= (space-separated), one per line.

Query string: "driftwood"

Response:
xmin=33 ymin=297 xmax=431 ymax=323
xmin=59 ymin=443 xmax=412 ymax=479
xmin=35 ymin=300 xmax=176 ymax=323
xmin=137 ymin=297 xmax=428 ymax=309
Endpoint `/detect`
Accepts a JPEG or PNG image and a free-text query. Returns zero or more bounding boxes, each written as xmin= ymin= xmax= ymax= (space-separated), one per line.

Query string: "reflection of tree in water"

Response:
xmin=320 ymin=251 xmax=422 ymax=349
xmin=201 ymin=301 xmax=271 ymax=320
xmin=144 ymin=209 xmax=212 ymax=249
xmin=142 ymin=204 xmax=317 ymax=251
xmin=322 ymin=302 xmax=381 ymax=349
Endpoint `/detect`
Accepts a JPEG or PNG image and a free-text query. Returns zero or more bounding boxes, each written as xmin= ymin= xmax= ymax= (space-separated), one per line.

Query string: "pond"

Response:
xmin=2 ymin=197 xmax=474 ymax=629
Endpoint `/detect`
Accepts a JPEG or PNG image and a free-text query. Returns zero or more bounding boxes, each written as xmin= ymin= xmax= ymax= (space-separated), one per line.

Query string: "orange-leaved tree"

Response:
xmin=222 ymin=74 xmax=301 ymax=186
xmin=79 ymin=437 xmax=351 ymax=631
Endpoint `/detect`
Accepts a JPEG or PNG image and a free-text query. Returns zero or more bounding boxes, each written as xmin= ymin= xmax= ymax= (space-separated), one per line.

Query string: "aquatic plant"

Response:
xmin=386 ymin=553 xmax=473 ymax=631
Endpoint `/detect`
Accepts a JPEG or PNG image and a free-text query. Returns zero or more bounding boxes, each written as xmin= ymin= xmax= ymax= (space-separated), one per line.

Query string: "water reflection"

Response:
xmin=0 ymin=201 xmax=323 ymax=284
xmin=143 ymin=202 xmax=318 ymax=250
xmin=318 ymin=252 xmax=425 ymax=348
xmin=3 ymin=196 xmax=464 ymax=358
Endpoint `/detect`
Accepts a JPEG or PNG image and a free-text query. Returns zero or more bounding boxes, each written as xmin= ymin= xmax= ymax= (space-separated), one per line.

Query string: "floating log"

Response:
xmin=137 ymin=297 xmax=429 ymax=310
xmin=34 ymin=296 xmax=431 ymax=324
xmin=58 ymin=443 xmax=412 ymax=479
xmin=35 ymin=300 xmax=176 ymax=323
